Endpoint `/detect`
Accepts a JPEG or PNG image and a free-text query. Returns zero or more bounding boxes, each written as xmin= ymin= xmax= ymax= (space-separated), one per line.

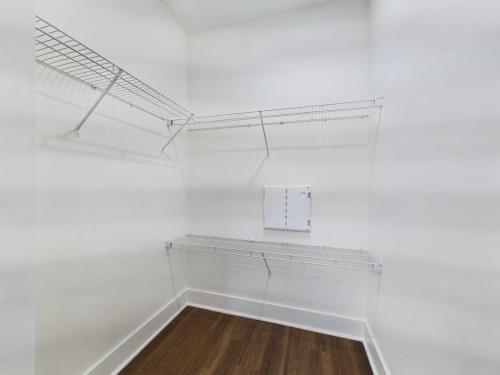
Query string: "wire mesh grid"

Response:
xmin=184 ymin=99 xmax=382 ymax=152
xmin=169 ymin=235 xmax=382 ymax=281
xmin=167 ymin=246 xmax=190 ymax=293
xmin=186 ymin=234 xmax=374 ymax=259
xmin=35 ymin=16 xmax=192 ymax=123
xmin=35 ymin=62 xmax=185 ymax=163
xmin=186 ymin=250 xmax=270 ymax=277
xmin=173 ymin=99 xmax=381 ymax=130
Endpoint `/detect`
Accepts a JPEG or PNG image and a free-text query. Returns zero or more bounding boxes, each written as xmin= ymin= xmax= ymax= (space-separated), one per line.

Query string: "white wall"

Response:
xmin=368 ymin=0 xmax=500 ymax=374
xmin=190 ymin=0 xmax=370 ymax=113
xmin=34 ymin=1 xmax=190 ymax=374
xmin=188 ymin=0 xmax=372 ymax=246
xmin=0 ymin=1 xmax=35 ymax=374
xmin=187 ymin=1 xmax=375 ymax=320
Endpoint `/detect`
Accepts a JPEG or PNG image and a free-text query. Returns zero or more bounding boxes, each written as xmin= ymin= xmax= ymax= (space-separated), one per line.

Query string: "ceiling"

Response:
xmin=162 ymin=0 xmax=335 ymax=34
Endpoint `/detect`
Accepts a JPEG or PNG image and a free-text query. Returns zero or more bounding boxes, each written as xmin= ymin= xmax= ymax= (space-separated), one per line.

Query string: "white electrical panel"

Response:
xmin=263 ymin=186 xmax=286 ymax=229
xmin=264 ymin=185 xmax=311 ymax=232
xmin=286 ymin=186 xmax=312 ymax=231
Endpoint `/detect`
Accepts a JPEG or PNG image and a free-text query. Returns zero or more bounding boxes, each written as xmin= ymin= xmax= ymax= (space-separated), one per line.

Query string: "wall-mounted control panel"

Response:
xmin=263 ymin=185 xmax=311 ymax=232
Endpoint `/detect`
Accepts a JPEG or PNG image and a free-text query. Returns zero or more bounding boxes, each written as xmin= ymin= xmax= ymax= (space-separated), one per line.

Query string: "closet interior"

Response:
xmin=34 ymin=4 xmax=384 ymax=374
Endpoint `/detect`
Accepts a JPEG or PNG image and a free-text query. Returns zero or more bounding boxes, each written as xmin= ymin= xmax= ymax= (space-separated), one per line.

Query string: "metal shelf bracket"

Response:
xmin=161 ymin=114 xmax=194 ymax=154
xmin=261 ymin=252 xmax=272 ymax=277
xmin=373 ymin=262 xmax=383 ymax=273
xmin=74 ymin=68 xmax=123 ymax=137
xmin=259 ymin=111 xmax=270 ymax=157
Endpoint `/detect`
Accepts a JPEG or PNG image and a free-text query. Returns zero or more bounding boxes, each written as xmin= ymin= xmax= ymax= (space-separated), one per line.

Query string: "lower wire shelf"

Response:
xmin=167 ymin=235 xmax=383 ymax=275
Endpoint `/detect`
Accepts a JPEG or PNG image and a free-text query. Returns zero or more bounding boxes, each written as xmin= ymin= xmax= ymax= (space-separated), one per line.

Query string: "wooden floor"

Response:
xmin=121 ymin=306 xmax=373 ymax=375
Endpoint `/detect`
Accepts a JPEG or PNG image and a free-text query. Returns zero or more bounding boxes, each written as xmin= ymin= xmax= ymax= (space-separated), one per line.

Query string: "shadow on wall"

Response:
xmin=35 ymin=246 xmax=185 ymax=373
xmin=188 ymin=111 xmax=380 ymax=155
xmin=35 ymin=65 xmax=184 ymax=167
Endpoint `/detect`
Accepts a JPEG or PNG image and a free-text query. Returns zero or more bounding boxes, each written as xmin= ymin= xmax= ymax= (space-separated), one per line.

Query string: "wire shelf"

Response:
xmin=172 ymin=99 xmax=382 ymax=131
xmin=34 ymin=16 xmax=382 ymax=154
xmin=168 ymin=235 xmax=382 ymax=275
xmin=183 ymin=99 xmax=382 ymax=153
xmin=35 ymin=16 xmax=192 ymax=123
xmin=35 ymin=62 xmax=179 ymax=163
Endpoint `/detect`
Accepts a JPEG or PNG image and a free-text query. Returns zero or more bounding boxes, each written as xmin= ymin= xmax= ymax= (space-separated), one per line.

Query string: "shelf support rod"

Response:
xmin=161 ymin=114 xmax=194 ymax=154
xmin=259 ymin=111 xmax=270 ymax=157
xmin=373 ymin=262 xmax=383 ymax=273
xmin=261 ymin=252 xmax=271 ymax=277
xmin=74 ymin=68 xmax=123 ymax=137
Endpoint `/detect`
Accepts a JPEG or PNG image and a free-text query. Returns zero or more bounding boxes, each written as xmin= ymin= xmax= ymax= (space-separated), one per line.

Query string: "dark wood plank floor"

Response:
xmin=120 ymin=306 xmax=373 ymax=375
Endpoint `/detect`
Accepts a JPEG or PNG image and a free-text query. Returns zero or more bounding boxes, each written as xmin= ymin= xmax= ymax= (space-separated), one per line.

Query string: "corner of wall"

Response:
xmin=363 ymin=321 xmax=391 ymax=375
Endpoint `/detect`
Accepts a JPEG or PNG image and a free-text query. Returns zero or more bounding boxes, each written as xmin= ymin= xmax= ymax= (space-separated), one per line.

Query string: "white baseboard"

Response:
xmin=363 ymin=322 xmax=391 ymax=375
xmin=85 ymin=289 xmax=188 ymax=375
xmin=86 ymin=288 xmax=389 ymax=375
xmin=185 ymin=288 xmax=365 ymax=341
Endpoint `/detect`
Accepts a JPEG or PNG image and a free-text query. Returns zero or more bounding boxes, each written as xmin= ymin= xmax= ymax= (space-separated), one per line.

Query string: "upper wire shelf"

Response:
xmin=34 ymin=16 xmax=382 ymax=154
xmin=171 ymin=98 xmax=382 ymax=132
xmin=173 ymin=99 xmax=382 ymax=154
xmin=35 ymin=16 xmax=192 ymax=123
